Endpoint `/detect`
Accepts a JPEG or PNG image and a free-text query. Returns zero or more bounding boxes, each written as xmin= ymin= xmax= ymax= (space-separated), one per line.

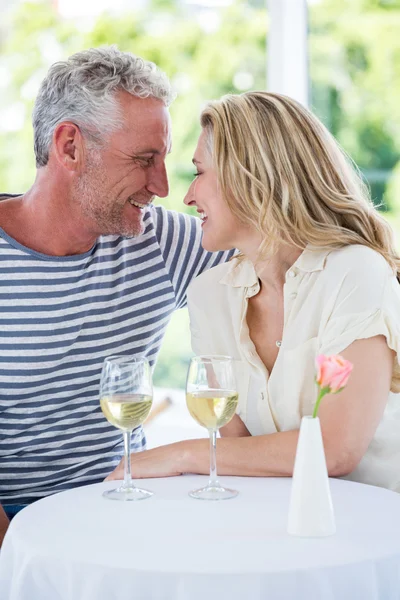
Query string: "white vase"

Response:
xmin=287 ymin=415 xmax=336 ymax=537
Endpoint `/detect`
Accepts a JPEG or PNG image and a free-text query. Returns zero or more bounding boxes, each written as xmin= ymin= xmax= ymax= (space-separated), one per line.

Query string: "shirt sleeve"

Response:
xmin=153 ymin=205 xmax=234 ymax=309
xmin=318 ymin=251 xmax=400 ymax=390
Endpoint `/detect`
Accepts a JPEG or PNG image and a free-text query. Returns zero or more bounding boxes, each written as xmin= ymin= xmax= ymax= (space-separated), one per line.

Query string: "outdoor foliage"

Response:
xmin=0 ymin=0 xmax=399 ymax=386
xmin=310 ymin=0 xmax=400 ymax=211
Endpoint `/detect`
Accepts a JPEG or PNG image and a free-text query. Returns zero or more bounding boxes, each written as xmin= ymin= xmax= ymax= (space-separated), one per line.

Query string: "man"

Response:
xmin=0 ymin=46 xmax=231 ymax=541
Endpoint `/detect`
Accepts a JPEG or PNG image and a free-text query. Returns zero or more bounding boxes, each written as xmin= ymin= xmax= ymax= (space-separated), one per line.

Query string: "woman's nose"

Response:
xmin=183 ymin=180 xmax=196 ymax=206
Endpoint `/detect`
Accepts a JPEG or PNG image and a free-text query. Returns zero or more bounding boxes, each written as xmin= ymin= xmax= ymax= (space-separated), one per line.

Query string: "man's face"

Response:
xmin=75 ymin=91 xmax=171 ymax=238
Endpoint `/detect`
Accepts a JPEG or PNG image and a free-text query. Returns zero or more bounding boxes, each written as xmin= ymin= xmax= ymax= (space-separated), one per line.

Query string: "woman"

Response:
xmin=107 ymin=92 xmax=400 ymax=491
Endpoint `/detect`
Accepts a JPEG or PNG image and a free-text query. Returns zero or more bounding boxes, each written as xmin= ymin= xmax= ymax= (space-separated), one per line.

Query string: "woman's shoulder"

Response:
xmin=187 ymin=259 xmax=235 ymax=299
xmin=319 ymin=245 xmax=399 ymax=314
xmin=187 ymin=255 xmax=251 ymax=309
xmin=325 ymin=244 xmax=394 ymax=280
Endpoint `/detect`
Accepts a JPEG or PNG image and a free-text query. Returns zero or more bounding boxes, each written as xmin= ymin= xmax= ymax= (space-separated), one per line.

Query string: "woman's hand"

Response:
xmin=104 ymin=441 xmax=190 ymax=481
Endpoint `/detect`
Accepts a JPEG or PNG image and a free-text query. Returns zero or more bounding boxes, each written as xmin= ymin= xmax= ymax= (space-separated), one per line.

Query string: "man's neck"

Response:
xmin=0 ymin=180 xmax=98 ymax=257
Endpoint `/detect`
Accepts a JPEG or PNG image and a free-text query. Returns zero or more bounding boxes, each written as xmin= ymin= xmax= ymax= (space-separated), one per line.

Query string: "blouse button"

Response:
xmin=289 ymin=292 xmax=297 ymax=299
xmin=288 ymin=270 xmax=296 ymax=278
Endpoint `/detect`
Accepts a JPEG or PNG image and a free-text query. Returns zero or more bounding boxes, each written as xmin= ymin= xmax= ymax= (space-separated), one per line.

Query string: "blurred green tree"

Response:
xmin=309 ymin=0 xmax=400 ymax=209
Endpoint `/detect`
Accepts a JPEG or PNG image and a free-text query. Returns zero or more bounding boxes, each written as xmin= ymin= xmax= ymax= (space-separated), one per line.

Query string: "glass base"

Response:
xmin=189 ymin=484 xmax=238 ymax=501
xmin=103 ymin=484 xmax=153 ymax=501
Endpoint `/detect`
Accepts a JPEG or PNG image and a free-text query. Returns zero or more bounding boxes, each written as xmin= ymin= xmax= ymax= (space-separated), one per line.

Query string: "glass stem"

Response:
xmin=209 ymin=429 xmax=219 ymax=488
xmin=122 ymin=431 xmax=134 ymax=490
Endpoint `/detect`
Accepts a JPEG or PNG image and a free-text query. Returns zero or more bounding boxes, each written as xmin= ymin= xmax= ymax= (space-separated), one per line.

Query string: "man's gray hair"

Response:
xmin=33 ymin=46 xmax=174 ymax=167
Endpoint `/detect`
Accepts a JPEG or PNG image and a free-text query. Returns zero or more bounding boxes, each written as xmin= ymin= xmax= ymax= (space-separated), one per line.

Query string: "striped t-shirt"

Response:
xmin=0 ymin=202 xmax=230 ymax=505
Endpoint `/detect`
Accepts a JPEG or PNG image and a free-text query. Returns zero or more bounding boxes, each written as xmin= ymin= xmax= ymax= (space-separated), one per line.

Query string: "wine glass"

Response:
xmin=186 ymin=355 xmax=239 ymax=500
xmin=100 ymin=355 xmax=153 ymax=501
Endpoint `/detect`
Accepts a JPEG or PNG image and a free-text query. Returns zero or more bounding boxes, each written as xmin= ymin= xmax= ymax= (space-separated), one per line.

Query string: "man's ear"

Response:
xmin=53 ymin=122 xmax=84 ymax=171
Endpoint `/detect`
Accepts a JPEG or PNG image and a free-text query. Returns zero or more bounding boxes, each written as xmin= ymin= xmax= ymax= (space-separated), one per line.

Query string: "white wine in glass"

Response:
xmin=100 ymin=394 xmax=153 ymax=431
xmin=186 ymin=355 xmax=239 ymax=500
xmin=100 ymin=356 xmax=153 ymax=501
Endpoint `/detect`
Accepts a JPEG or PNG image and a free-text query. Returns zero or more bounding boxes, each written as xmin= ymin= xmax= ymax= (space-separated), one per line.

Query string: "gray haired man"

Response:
xmin=0 ymin=46 xmax=232 ymax=538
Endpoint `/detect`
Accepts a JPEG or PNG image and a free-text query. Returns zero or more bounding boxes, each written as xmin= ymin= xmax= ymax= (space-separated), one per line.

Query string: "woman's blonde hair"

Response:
xmin=200 ymin=91 xmax=400 ymax=278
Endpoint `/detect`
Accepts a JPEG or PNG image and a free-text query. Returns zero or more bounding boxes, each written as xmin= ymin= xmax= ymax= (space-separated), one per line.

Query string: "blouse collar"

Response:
xmin=219 ymin=245 xmax=333 ymax=288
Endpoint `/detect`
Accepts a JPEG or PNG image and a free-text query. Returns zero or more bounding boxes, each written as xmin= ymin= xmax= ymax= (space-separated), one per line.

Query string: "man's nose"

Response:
xmin=148 ymin=162 xmax=169 ymax=198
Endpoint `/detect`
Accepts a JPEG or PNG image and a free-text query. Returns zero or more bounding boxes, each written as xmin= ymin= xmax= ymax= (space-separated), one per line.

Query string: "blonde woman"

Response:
xmin=107 ymin=92 xmax=400 ymax=491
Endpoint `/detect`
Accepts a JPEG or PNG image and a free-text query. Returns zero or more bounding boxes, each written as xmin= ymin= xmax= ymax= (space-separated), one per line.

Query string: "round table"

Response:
xmin=1 ymin=476 xmax=400 ymax=600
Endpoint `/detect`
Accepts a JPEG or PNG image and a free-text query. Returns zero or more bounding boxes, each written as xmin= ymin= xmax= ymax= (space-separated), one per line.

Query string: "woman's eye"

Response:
xmin=193 ymin=171 xmax=201 ymax=177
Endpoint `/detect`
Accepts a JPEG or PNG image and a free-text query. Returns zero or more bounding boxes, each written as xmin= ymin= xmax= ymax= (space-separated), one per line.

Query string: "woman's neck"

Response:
xmin=242 ymin=239 xmax=304 ymax=292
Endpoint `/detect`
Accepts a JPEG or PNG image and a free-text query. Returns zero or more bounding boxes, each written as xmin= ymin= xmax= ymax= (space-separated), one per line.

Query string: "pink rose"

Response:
xmin=316 ymin=354 xmax=353 ymax=393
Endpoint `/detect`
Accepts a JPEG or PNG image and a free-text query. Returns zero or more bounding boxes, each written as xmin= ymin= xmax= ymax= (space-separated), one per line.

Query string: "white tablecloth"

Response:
xmin=1 ymin=476 xmax=400 ymax=600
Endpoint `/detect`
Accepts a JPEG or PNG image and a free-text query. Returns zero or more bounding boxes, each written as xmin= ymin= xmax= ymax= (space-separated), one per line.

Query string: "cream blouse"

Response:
xmin=187 ymin=245 xmax=400 ymax=492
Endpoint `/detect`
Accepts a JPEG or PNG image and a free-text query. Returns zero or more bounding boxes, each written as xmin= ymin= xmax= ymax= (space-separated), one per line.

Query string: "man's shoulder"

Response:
xmin=150 ymin=204 xmax=199 ymax=228
xmin=149 ymin=204 xmax=203 ymax=255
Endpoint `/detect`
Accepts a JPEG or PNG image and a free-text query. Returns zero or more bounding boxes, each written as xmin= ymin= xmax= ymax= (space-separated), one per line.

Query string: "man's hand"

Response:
xmin=105 ymin=442 xmax=188 ymax=481
xmin=0 ymin=504 xmax=9 ymax=548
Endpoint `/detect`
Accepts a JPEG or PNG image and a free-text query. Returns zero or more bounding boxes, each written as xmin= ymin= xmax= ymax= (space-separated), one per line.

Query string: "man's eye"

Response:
xmin=136 ymin=156 xmax=154 ymax=167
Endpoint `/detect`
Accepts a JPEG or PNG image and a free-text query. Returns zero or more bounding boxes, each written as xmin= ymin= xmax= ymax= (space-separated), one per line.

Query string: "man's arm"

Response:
xmin=0 ymin=504 xmax=9 ymax=548
xmin=154 ymin=206 xmax=234 ymax=309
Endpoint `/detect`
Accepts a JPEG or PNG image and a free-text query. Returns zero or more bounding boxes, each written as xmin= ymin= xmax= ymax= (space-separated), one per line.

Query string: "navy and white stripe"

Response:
xmin=0 ymin=202 xmax=230 ymax=505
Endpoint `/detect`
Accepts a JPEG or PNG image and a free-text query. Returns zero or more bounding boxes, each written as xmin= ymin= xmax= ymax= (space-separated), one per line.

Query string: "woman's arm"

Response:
xmin=106 ymin=335 xmax=392 ymax=480
xmin=0 ymin=504 xmax=9 ymax=548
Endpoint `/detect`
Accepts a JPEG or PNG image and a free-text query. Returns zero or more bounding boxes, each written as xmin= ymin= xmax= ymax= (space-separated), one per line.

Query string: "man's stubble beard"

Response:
xmin=75 ymin=151 xmax=144 ymax=238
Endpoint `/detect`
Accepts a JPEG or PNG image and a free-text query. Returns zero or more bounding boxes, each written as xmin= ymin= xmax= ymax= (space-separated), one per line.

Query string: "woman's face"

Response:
xmin=184 ymin=130 xmax=249 ymax=252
